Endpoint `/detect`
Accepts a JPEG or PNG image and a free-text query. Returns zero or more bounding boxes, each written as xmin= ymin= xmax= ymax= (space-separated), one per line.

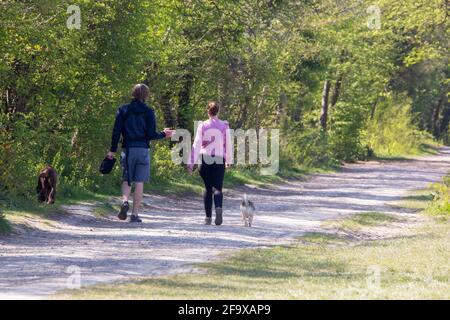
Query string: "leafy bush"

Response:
xmin=0 ymin=0 xmax=445 ymax=204
xmin=365 ymin=98 xmax=435 ymax=158
xmin=282 ymin=127 xmax=336 ymax=167
xmin=428 ymin=175 xmax=450 ymax=219
xmin=0 ymin=203 xmax=11 ymax=235
xmin=328 ymin=102 xmax=366 ymax=162
xmin=151 ymin=143 xmax=187 ymax=182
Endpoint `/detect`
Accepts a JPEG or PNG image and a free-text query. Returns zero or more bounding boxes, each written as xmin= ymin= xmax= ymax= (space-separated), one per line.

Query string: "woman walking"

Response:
xmin=188 ymin=101 xmax=233 ymax=225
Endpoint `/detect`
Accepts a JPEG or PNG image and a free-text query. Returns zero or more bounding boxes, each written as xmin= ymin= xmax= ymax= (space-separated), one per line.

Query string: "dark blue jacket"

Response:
xmin=110 ymin=99 xmax=165 ymax=152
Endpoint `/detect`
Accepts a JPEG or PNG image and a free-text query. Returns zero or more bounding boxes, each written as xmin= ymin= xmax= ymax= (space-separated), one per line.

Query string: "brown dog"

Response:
xmin=36 ymin=166 xmax=58 ymax=204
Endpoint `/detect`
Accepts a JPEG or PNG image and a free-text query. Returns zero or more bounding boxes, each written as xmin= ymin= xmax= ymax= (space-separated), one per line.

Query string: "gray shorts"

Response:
xmin=120 ymin=148 xmax=150 ymax=183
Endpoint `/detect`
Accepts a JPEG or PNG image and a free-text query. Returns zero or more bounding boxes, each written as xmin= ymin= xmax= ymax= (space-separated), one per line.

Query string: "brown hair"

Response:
xmin=207 ymin=101 xmax=220 ymax=116
xmin=131 ymin=83 xmax=150 ymax=102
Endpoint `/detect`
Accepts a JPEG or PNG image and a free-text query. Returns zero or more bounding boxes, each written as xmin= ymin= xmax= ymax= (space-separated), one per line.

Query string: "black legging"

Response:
xmin=199 ymin=156 xmax=225 ymax=218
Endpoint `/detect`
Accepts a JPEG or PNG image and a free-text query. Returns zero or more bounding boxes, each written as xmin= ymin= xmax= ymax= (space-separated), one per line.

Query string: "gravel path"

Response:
xmin=1 ymin=148 xmax=450 ymax=299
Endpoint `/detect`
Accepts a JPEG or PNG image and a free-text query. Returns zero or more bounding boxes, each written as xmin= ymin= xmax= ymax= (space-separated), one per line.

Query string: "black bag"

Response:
xmin=100 ymin=157 xmax=116 ymax=174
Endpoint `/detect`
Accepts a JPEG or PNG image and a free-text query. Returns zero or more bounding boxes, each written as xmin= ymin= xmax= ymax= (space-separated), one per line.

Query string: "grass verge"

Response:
xmin=322 ymin=212 xmax=401 ymax=231
xmin=58 ymin=203 xmax=449 ymax=299
xmin=426 ymin=176 xmax=450 ymax=221
xmin=371 ymin=143 xmax=440 ymax=162
xmin=391 ymin=189 xmax=434 ymax=211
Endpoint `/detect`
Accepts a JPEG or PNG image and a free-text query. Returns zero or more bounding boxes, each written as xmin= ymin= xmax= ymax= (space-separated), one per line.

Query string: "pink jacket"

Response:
xmin=189 ymin=118 xmax=233 ymax=167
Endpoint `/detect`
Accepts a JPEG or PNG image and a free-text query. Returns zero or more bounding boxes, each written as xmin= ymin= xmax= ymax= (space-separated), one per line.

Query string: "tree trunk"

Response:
xmin=330 ymin=75 xmax=343 ymax=107
xmin=236 ymin=96 xmax=250 ymax=128
xmin=440 ymin=103 xmax=450 ymax=139
xmin=218 ymin=82 xmax=229 ymax=118
xmin=176 ymin=73 xmax=193 ymax=129
xmin=320 ymin=80 xmax=331 ymax=131
xmin=432 ymin=96 xmax=443 ymax=137
xmin=144 ymin=61 xmax=176 ymax=128
xmin=159 ymin=91 xmax=176 ymax=128
xmin=293 ymin=88 xmax=307 ymax=122
xmin=277 ymin=91 xmax=287 ymax=125
xmin=370 ymin=98 xmax=379 ymax=120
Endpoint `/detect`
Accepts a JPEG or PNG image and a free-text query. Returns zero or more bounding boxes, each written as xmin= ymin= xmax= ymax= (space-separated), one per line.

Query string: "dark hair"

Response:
xmin=207 ymin=101 xmax=220 ymax=116
xmin=131 ymin=83 xmax=150 ymax=102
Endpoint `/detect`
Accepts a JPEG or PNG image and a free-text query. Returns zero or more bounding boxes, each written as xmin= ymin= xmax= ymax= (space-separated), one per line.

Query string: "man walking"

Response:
xmin=107 ymin=83 xmax=173 ymax=222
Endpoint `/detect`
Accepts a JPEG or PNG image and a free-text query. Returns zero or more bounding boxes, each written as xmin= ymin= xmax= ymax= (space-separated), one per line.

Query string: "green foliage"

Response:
xmin=282 ymin=127 xmax=333 ymax=167
xmin=428 ymin=176 xmax=450 ymax=220
xmin=151 ymin=143 xmax=186 ymax=182
xmin=329 ymin=102 xmax=366 ymax=162
xmin=0 ymin=208 xmax=11 ymax=235
xmin=365 ymin=95 xmax=436 ymax=157
xmin=0 ymin=0 xmax=447 ymax=200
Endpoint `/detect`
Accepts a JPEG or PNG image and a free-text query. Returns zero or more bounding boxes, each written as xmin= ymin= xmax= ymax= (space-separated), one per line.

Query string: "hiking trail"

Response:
xmin=1 ymin=148 xmax=450 ymax=299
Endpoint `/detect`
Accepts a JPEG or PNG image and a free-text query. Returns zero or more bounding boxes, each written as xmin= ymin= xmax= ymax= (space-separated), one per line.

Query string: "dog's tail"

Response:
xmin=243 ymin=193 xmax=248 ymax=204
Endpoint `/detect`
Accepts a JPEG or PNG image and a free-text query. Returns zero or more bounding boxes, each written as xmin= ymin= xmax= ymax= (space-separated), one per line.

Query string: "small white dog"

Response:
xmin=240 ymin=194 xmax=255 ymax=227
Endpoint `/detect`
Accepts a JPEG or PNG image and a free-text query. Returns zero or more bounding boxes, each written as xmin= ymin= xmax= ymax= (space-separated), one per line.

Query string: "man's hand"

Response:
xmin=164 ymin=128 xmax=174 ymax=138
xmin=106 ymin=151 xmax=115 ymax=159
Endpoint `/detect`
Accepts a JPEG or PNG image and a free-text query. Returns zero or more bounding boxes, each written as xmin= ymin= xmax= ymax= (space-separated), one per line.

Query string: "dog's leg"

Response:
xmin=48 ymin=170 xmax=57 ymax=204
xmin=42 ymin=177 xmax=50 ymax=203
xmin=244 ymin=219 xmax=248 ymax=227
xmin=47 ymin=187 xmax=55 ymax=204
xmin=40 ymin=177 xmax=46 ymax=191
xmin=37 ymin=176 xmax=45 ymax=202
xmin=248 ymin=215 xmax=253 ymax=227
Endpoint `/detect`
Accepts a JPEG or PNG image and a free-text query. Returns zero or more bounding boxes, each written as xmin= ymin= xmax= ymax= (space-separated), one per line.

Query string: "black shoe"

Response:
xmin=215 ymin=207 xmax=223 ymax=226
xmin=118 ymin=201 xmax=129 ymax=220
xmin=129 ymin=215 xmax=142 ymax=223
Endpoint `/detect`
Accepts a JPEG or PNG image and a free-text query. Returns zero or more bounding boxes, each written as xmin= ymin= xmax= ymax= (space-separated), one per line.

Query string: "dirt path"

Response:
xmin=1 ymin=148 xmax=450 ymax=299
